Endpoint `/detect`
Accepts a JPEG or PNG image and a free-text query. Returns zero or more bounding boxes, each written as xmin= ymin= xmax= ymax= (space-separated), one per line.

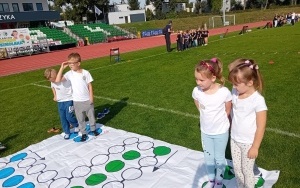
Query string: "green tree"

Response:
xmin=145 ymin=8 xmax=154 ymax=20
xmin=208 ymin=0 xmax=222 ymax=12
xmin=49 ymin=0 xmax=109 ymax=22
xmin=195 ymin=0 xmax=208 ymax=14
xmin=146 ymin=0 xmax=151 ymax=5
xmin=128 ymin=0 xmax=140 ymax=10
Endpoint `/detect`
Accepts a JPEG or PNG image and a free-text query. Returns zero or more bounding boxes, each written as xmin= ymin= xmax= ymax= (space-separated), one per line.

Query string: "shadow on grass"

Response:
xmin=94 ymin=97 xmax=129 ymax=125
xmin=0 ymin=134 xmax=19 ymax=152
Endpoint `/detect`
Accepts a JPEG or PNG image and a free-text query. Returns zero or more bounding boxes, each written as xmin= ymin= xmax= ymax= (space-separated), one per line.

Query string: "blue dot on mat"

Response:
xmin=10 ymin=153 xmax=27 ymax=162
xmin=17 ymin=182 xmax=35 ymax=188
xmin=0 ymin=167 xmax=15 ymax=179
xmin=3 ymin=175 xmax=24 ymax=187
xmin=69 ymin=132 xmax=78 ymax=139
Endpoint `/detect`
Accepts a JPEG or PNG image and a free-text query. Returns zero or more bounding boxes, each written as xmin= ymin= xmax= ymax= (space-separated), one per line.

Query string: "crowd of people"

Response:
xmin=163 ymin=20 xmax=210 ymax=52
xmin=2 ymin=18 xmax=271 ymax=187
xmin=273 ymin=12 xmax=298 ymax=27
xmin=176 ymin=26 xmax=209 ymax=52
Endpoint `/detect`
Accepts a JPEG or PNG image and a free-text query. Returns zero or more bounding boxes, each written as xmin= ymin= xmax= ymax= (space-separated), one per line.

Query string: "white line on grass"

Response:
xmin=30 ymin=83 xmax=300 ymax=139
xmin=0 ymin=80 xmax=46 ymax=93
xmin=88 ymin=52 xmax=167 ymax=72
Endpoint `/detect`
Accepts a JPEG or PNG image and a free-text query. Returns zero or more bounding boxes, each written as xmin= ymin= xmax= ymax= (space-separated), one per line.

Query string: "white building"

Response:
xmin=107 ymin=4 xmax=146 ymax=25
xmin=0 ymin=0 xmax=59 ymax=29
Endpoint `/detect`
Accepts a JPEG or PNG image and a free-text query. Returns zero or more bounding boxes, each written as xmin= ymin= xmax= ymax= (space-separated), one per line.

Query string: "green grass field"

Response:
xmin=1 ymin=23 xmax=300 ymax=187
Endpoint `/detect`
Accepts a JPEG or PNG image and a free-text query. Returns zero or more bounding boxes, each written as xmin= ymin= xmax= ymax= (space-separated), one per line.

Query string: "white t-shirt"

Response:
xmin=64 ymin=69 xmax=93 ymax=102
xmin=231 ymin=89 xmax=268 ymax=144
xmin=51 ymin=80 xmax=73 ymax=102
xmin=192 ymin=86 xmax=232 ymax=135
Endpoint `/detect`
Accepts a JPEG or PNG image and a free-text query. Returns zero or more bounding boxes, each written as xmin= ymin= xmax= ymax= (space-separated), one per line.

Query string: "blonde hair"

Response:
xmin=68 ymin=52 xmax=81 ymax=62
xmin=228 ymin=58 xmax=264 ymax=93
xmin=44 ymin=68 xmax=56 ymax=80
xmin=195 ymin=57 xmax=225 ymax=85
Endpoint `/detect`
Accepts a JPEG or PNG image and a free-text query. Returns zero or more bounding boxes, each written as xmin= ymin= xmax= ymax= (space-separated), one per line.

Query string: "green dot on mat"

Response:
xmin=122 ymin=150 xmax=141 ymax=160
xmin=153 ymin=146 xmax=171 ymax=156
xmin=85 ymin=173 xmax=107 ymax=186
xmin=105 ymin=160 xmax=125 ymax=172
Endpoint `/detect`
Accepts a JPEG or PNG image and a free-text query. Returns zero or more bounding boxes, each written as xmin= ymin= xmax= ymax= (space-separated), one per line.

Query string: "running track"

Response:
xmin=0 ymin=21 xmax=269 ymax=77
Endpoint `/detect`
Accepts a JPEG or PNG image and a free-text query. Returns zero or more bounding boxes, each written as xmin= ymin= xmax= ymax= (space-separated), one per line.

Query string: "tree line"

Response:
xmin=48 ymin=0 xmax=299 ymax=22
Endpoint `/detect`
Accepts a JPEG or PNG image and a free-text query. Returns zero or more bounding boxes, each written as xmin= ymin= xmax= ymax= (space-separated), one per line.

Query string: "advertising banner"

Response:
xmin=141 ymin=29 xmax=163 ymax=38
xmin=0 ymin=28 xmax=32 ymax=58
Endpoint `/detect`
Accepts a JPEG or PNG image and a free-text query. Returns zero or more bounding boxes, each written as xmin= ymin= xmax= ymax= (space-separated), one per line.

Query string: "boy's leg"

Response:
xmin=74 ymin=101 xmax=87 ymax=135
xmin=86 ymin=101 xmax=96 ymax=132
xmin=213 ymin=131 xmax=229 ymax=183
xmin=65 ymin=101 xmax=78 ymax=128
xmin=58 ymin=102 xmax=70 ymax=135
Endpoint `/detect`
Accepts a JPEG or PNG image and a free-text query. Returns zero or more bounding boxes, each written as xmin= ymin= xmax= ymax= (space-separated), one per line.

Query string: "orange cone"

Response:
xmin=269 ymin=60 xmax=274 ymax=64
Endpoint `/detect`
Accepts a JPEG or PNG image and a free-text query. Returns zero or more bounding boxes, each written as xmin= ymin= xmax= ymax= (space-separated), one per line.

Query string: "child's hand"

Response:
xmin=61 ymin=61 xmax=69 ymax=69
xmin=53 ymin=96 xmax=57 ymax=101
xmin=248 ymin=146 xmax=259 ymax=159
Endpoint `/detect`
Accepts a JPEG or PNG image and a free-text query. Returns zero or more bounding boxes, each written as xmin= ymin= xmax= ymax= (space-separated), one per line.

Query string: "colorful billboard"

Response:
xmin=0 ymin=28 xmax=32 ymax=58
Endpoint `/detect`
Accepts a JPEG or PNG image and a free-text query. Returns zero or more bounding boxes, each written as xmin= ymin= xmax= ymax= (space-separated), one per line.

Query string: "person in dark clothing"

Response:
xmin=176 ymin=30 xmax=183 ymax=52
xmin=164 ymin=20 xmax=173 ymax=52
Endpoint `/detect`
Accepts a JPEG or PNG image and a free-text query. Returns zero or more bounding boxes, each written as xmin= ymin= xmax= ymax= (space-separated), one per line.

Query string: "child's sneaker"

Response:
xmin=64 ymin=134 xmax=70 ymax=140
xmin=80 ymin=134 xmax=87 ymax=142
xmin=93 ymin=130 xmax=99 ymax=136
xmin=97 ymin=113 xmax=105 ymax=119
xmin=214 ymin=181 xmax=223 ymax=188
xmin=0 ymin=143 xmax=6 ymax=151
xmin=103 ymin=108 xmax=110 ymax=114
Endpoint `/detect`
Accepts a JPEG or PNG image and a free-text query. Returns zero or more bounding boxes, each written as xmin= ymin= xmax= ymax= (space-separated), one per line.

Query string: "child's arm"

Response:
xmin=51 ymin=87 xmax=57 ymax=101
xmin=248 ymin=110 xmax=267 ymax=159
xmin=225 ymin=101 xmax=232 ymax=117
xmin=88 ymin=82 xmax=94 ymax=104
xmin=225 ymin=100 xmax=232 ymax=125
xmin=194 ymin=99 xmax=199 ymax=110
xmin=55 ymin=62 xmax=69 ymax=83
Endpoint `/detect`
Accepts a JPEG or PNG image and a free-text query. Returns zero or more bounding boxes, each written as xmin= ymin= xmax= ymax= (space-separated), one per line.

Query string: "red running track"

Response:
xmin=0 ymin=21 xmax=268 ymax=77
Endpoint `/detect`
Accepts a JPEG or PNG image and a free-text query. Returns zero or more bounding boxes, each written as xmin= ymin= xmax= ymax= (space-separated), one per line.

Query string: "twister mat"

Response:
xmin=0 ymin=124 xmax=279 ymax=188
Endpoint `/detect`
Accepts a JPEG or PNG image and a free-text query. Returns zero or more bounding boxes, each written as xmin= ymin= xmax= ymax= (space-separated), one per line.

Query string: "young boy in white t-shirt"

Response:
xmin=55 ymin=53 xmax=99 ymax=142
xmin=44 ymin=68 xmax=79 ymax=139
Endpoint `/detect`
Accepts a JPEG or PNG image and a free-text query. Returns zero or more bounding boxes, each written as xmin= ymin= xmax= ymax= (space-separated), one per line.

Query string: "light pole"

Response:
xmin=222 ymin=0 xmax=226 ymax=26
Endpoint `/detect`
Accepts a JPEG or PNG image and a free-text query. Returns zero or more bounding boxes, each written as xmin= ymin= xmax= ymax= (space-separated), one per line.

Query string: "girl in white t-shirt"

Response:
xmin=192 ymin=58 xmax=232 ymax=188
xmin=228 ymin=59 xmax=267 ymax=188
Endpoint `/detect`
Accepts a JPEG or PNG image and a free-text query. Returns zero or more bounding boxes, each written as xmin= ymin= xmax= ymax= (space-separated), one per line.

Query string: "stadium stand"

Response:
xmin=29 ymin=27 xmax=77 ymax=45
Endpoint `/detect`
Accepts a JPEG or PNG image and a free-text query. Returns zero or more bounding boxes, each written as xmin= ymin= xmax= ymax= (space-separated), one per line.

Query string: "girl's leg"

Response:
xmin=231 ymin=139 xmax=244 ymax=188
xmin=214 ymin=131 xmax=229 ymax=182
xmin=240 ymin=143 xmax=255 ymax=188
xmin=201 ymin=132 xmax=216 ymax=182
